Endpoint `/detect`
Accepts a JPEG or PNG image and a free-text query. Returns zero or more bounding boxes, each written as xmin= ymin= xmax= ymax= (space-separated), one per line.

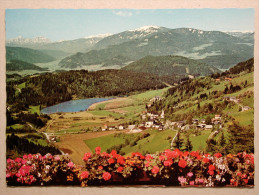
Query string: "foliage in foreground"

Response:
xmin=6 ymin=147 xmax=254 ymax=187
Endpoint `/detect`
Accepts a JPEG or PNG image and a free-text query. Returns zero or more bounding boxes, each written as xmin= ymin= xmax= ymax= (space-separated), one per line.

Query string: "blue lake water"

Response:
xmin=41 ymin=98 xmax=112 ymax=114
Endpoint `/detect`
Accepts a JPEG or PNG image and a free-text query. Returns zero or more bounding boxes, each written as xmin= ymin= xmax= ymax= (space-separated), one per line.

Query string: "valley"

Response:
xmin=5 ymin=26 xmax=254 ymax=166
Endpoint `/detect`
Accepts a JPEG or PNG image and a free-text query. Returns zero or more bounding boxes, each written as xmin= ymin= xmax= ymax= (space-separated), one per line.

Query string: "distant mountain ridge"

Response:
xmin=122 ymin=55 xmax=220 ymax=76
xmin=58 ymin=27 xmax=254 ymax=70
xmin=6 ymin=26 xmax=254 ymax=71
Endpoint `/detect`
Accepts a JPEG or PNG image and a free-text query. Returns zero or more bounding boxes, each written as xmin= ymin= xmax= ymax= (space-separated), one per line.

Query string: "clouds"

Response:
xmin=112 ymin=10 xmax=133 ymax=17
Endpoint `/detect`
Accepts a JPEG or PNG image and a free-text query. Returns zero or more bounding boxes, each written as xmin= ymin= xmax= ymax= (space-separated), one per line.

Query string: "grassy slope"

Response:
xmin=85 ymin=129 xmax=176 ymax=155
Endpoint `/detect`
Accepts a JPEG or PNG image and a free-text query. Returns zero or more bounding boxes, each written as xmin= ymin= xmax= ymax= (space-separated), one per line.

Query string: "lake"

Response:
xmin=41 ymin=98 xmax=112 ymax=114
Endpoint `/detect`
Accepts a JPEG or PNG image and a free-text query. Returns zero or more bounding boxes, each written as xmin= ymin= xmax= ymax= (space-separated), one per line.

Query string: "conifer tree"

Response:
xmin=227 ymin=122 xmax=254 ymax=153
xmin=184 ymin=136 xmax=193 ymax=151
xmin=172 ymin=131 xmax=184 ymax=150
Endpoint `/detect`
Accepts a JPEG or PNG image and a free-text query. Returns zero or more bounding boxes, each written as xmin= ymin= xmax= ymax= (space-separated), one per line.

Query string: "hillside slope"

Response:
xmin=6 ymin=46 xmax=55 ymax=63
xmin=6 ymin=60 xmax=49 ymax=71
xmin=122 ymin=55 xmax=220 ymax=76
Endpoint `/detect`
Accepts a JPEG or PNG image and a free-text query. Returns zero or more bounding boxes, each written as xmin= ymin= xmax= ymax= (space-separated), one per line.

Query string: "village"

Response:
xmin=98 ymin=95 xmax=225 ymax=134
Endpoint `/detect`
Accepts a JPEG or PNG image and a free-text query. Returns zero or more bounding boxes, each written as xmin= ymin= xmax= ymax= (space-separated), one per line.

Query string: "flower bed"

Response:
xmin=6 ymin=147 xmax=254 ymax=187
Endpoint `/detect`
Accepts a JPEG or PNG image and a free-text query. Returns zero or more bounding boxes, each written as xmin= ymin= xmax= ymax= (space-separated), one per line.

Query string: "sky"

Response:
xmin=5 ymin=9 xmax=254 ymax=41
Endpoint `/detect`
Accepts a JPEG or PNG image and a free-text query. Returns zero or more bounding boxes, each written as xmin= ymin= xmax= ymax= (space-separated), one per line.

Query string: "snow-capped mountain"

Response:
xmin=6 ymin=36 xmax=51 ymax=45
xmin=59 ymin=27 xmax=254 ymax=70
xmin=94 ymin=26 xmax=170 ymax=49
xmin=85 ymin=33 xmax=113 ymax=39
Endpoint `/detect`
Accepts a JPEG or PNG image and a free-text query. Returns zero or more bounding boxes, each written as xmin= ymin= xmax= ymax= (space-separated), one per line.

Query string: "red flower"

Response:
xmin=102 ymin=172 xmax=111 ymax=181
xmin=83 ymin=152 xmax=92 ymax=161
xmin=208 ymin=170 xmax=214 ymax=175
xmin=98 ymin=166 xmax=103 ymax=170
xmin=108 ymin=158 xmax=115 ymax=164
xmin=244 ymin=179 xmax=248 ymax=184
xmin=214 ymin=153 xmax=222 ymax=158
xmin=151 ymin=166 xmax=159 ymax=174
xmin=117 ymin=156 xmax=125 ymax=165
xmin=80 ymin=171 xmax=89 ymax=179
xmin=95 ymin=146 xmax=101 ymax=155
xmin=208 ymin=164 xmax=215 ymax=171
xmin=236 ymin=172 xmax=242 ymax=177
xmin=241 ymin=174 xmax=247 ymax=179
xmin=117 ymin=167 xmax=123 ymax=173
xmin=178 ymin=159 xmax=187 ymax=169
xmin=203 ymin=158 xmax=209 ymax=163
xmin=159 ymin=155 xmax=165 ymax=161
xmin=183 ymin=151 xmax=189 ymax=157
xmin=163 ymin=160 xmax=173 ymax=167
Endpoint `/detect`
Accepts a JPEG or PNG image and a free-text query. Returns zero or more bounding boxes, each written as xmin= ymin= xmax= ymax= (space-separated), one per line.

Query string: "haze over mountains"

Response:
xmin=6 ymin=26 xmax=254 ymax=74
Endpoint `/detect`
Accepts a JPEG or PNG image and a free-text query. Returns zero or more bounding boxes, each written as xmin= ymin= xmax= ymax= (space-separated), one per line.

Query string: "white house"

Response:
xmin=205 ymin=125 xmax=213 ymax=129
xmin=145 ymin=121 xmax=154 ymax=128
xmin=118 ymin=125 xmax=124 ymax=130
xmin=128 ymin=125 xmax=136 ymax=130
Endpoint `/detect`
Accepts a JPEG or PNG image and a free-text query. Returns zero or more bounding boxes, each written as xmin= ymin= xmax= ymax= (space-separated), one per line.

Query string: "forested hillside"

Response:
xmin=147 ymin=58 xmax=254 ymax=154
xmin=6 ymin=46 xmax=55 ymax=63
xmin=6 ymin=60 xmax=49 ymax=71
xmin=7 ymin=69 xmax=184 ymax=108
xmin=123 ymin=55 xmax=220 ymax=76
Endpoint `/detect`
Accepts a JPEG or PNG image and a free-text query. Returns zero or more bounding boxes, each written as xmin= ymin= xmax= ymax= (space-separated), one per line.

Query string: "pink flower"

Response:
xmin=241 ymin=174 xmax=247 ymax=179
xmin=145 ymin=155 xmax=153 ymax=161
xmin=67 ymin=161 xmax=74 ymax=168
xmin=7 ymin=158 xmax=12 ymax=163
xmin=198 ymin=178 xmax=204 ymax=184
xmin=151 ymin=166 xmax=159 ymax=174
xmin=23 ymin=155 xmax=27 ymax=159
xmin=54 ymin=155 xmax=60 ymax=161
xmin=102 ymin=172 xmax=111 ymax=181
xmin=178 ymin=176 xmax=186 ymax=184
xmin=6 ymin=172 xmax=12 ymax=178
xmin=145 ymin=162 xmax=150 ymax=167
xmin=21 ymin=159 xmax=27 ymax=165
xmin=80 ymin=171 xmax=89 ymax=179
xmin=187 ymin=172 xmax=193 ymax=177
xmin=189 ymin=181 xmax=195 ymax=185
xmin=15 ymin=158 xmax=22 ymax=163
xmin=28 ymin=154 xmax=33 ymax=159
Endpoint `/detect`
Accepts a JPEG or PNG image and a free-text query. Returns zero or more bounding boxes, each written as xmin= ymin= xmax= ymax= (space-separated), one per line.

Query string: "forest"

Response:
xmin=7 ymin=69 xmax=185 ymax=108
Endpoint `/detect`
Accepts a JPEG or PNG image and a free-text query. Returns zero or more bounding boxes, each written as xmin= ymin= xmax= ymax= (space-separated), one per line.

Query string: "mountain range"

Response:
xmin=6 ymin=26 xmax=254 ymax=72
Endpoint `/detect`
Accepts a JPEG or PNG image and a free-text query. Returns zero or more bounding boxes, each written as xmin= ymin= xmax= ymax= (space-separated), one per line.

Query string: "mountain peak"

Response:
xmin=85 ymin=33 xmax=113 ymax=39
xmin=129 ymin=25 xmax=161 ymax=32
xmin=7 ymin=36 xmax=51 ymax=44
